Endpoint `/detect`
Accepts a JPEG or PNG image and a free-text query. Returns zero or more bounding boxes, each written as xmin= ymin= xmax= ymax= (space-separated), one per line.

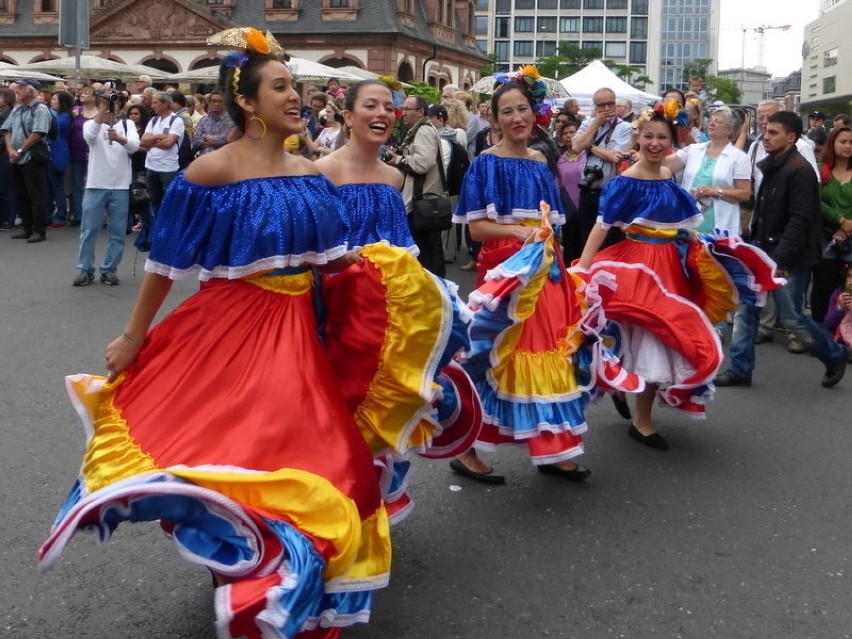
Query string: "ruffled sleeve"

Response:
xmin=598 ymin=176 xmax=702 ymax=230
xmin=146 ymin=174 xmax=349 ymax=280
xmin=452 ymin=154 xmax=564 ymax=225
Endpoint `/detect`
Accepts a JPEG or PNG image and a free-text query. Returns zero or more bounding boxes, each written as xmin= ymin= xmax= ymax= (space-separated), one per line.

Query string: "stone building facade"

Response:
xmin=0 ymin=0 xmax=487 ymax=89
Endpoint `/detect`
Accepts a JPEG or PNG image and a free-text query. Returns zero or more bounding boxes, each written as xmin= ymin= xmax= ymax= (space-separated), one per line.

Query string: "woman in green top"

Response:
xmin=813 ymin=125 xmax=852 ymax=323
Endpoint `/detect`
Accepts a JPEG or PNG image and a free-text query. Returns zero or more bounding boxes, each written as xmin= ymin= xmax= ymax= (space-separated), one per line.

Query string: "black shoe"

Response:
xmin=627 ymin=423 xmax=669 ymax=450
xmin=449 ymin=458 xmax=506 ymax=485
xmin=754 ymin=332 xmax=774 ymax=344
xmin=11 ymin=231 xmax=29 ymax=239
xmin=714 ymin=371 xmax=752 ymax=387
xmin=821 ymin=347 xmax=849 ymax=388
xmin=26 ymin=233 xmax=45 ymax=244
xmin=537 ymin=463 xmax=591 ymax=481
xmin=0 ymin=223 xmax=13 ymax=231
xmin=611 ymin=393 xmax=632 ymax=420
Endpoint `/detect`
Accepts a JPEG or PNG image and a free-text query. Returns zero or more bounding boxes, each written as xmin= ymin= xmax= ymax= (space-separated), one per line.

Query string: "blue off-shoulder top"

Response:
xmin=337 ymin=183 xmax=418 ymax=254
xmin=598 ymin=176 xmax=703 ymax=230
xmin=145 ymin=174 xmax=349 ymax=280
xmin=452 ymin=153 xmax=564 ymax=226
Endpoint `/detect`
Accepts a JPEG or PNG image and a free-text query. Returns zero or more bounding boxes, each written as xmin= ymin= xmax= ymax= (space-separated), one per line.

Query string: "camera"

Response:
xmin=577 ymin=164 xmax=604 ymax=190
xmin=96 ymin=90 xmax=127 ymax=114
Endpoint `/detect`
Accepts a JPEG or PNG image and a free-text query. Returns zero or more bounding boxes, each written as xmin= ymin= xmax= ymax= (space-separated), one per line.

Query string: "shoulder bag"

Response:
xmin=409 ymin=135 xmax=453 ymax=233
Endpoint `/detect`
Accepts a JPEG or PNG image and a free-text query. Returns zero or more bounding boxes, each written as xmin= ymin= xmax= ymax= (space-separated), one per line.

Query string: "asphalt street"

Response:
xmin=2 ymin=226 xmax=851 ymax=639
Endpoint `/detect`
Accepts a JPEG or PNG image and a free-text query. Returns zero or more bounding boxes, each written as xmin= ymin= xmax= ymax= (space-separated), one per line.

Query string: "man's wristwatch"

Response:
xmin=16 ymin=148 xmax=23 ymax=154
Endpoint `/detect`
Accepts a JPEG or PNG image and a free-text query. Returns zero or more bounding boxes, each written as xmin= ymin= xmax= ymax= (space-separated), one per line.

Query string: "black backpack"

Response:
xmin=445 ymin=139 xmax=471 ymax=197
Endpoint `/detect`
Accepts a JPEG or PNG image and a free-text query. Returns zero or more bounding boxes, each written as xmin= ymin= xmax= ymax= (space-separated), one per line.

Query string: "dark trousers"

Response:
xmin=12 ymin=159 xmax=48 ymax=236
xmin=810 ymin=258 xmax=845 ymax=323
xmin=563 ymin=187 xmax=601 ymax=263
xmin=0 ymin=150 xmax=18 ymax=226
xmin=145 ymin=169 xmax=178 ymax=216
xmin=411 ymin=227 xmax=446 ymax=278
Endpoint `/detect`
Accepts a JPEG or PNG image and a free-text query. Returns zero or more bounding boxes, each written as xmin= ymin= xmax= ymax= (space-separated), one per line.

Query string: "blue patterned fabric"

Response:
xmin=599 ymin=176 xmax=703 ymax=230
xmin=337 ymin=183 xmax=417 ymax=254
xmin=146 ymin=174 xmax=349 ymax=280
xmin=452 ymin=154 xmax=565 ymax=225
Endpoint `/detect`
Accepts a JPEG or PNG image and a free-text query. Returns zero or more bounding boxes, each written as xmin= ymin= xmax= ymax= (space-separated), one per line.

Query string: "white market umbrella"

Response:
xmin=471 ymin=73 xmax=569 ymax=98
xmin=334 ymin=65 xmax=413 ymax=88
xmin=14 ymin=56 xmax=171 ymax=82
xmin=287 ymin=57 xmax=362 ymax=83
xmin=165 ymin=59 xmax=362 ymax=85
xmin=0 ymin=62 xmax=63 ymax=82
xmin=168 ymin=66 xmax=220 ymax=83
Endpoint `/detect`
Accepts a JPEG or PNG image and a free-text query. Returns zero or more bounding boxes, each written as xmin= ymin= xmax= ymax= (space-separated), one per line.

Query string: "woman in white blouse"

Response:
xmin=665 ymin=107 xmax=751 ymax=236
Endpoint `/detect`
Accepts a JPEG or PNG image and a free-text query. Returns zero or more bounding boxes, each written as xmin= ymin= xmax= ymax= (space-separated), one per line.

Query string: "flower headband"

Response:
xmin=633 ymin=98 xmax=689 ymax=128
xmin=493 ymin=65 xmax=552 ymax=127
xmin=207 ymin=27 xmax=287 ymax=101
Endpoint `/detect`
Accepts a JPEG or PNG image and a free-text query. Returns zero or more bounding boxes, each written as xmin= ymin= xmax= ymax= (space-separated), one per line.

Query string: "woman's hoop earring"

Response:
xmin=245 ymin=115 xmax=267 ymax=141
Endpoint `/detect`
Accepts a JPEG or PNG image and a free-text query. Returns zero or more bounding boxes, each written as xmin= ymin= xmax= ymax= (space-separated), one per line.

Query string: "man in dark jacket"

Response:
xmin=716 ymin=111 xmax=848 ymax=388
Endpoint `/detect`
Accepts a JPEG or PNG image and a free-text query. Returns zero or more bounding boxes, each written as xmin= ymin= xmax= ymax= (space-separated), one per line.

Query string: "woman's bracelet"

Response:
xmin=122 ymin=332 xmax=144 ymax=346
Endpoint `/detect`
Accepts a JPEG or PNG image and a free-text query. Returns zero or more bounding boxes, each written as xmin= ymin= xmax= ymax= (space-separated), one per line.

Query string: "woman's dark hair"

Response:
xmin=662 ymin=88 xmax=686 ymax=107
xmin=343 ymin=79 xmax=390 ymax=112
xmin=126 ymin=104 xmax=151 ymax=131
xmin=52 ymin=90 xmax=74 ymax=115
xmin=0 ymin=87 xmax=15 ymax=110
xmin=637 ymin=111 xmax=678 ymax=142
xmin=219 ymin=53 xmax=281 ymax=130
xmin=822 ymin=125 xmax=852 ymax=169
xmin=490 ymin=82 xmax=534 ymax=115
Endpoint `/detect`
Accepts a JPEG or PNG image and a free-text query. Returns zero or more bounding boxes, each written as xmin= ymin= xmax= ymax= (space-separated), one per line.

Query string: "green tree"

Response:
xmin=536 ymin=42 xmax=602 ymax=79
xmin=704 ymin=76 xmax=741 ymax=104
xmin=405 ymin=81 xmax=440 ymax=105
xmin=480 ymin=52 xmax=500 ymax=77
xmin=682 ymin=58 xmax=712 ymax=84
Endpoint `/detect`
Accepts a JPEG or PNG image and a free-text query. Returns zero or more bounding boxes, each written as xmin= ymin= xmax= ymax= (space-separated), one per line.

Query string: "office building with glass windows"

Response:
xmin=474 ymin=0 xmax=719 ymax=93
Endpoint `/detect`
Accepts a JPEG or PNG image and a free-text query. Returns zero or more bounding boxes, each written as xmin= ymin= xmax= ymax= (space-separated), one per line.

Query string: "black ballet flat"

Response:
xmin=449 ymin=458 xmax=506 ymax=485
xmin=627 ymin=423 xmax=669 ymax=450
xmin=611 ymin=393 xmax=632 ymax=420
xmin=537 ymin=463 xmax=592 ymax=481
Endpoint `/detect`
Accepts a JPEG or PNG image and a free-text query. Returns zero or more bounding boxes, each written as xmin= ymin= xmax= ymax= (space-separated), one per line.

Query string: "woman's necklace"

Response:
xmin=706 ymin=142 xmax=725 ymax=157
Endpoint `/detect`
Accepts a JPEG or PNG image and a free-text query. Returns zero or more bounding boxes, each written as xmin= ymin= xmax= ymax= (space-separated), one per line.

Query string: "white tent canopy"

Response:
xmin=558 ymin=60 xmax=658 ymax=111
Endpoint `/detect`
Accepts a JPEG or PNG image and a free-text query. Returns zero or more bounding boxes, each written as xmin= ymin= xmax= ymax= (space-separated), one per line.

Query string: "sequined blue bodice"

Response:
xmin=453 ymin=154 xmax=564 ymax=225
xmin=337 ymin=183 xmax=417 ymax=253
xmin=146 ymin=174 xmax=349 ymax=280
xmin=599 ymin=176 xmax=702 ymax=230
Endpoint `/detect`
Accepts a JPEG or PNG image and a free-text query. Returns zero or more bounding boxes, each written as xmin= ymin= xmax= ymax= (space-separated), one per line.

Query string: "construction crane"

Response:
xmin=754 ymin=24 xmax=791 ymax=70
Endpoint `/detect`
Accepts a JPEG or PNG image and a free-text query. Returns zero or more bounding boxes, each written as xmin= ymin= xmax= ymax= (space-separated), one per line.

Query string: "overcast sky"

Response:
xmin=716 ymin=0 xmax=820 ymax=77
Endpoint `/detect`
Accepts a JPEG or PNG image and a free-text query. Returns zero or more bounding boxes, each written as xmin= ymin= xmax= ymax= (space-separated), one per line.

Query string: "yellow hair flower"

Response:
xmin=244 ymin=27 xmax=271 ymax=55
xmin=662 ymin=97 xmax=681 ymax=121
xmin=378 ymin=75 xmax=403 ymax=91
xmin=519 ymin=65 xmax=540 ymax=80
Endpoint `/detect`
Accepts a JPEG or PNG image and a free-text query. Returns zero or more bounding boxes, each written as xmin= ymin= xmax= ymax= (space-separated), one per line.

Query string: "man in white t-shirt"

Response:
xmin=73 ymin=92 xmax=140 ymax=287
xmin=141 ymin=91 xmax=184 ymax=217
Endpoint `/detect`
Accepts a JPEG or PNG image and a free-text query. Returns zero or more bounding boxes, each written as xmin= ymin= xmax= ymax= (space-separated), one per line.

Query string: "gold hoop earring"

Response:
xmin=245 ymin=115 xmax=267 ymax=141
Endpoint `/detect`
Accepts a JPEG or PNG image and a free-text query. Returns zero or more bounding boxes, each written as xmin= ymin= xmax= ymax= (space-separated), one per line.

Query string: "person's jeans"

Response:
xmin=728 ymin=266 xmax=845 ymax=377
xmin=70 ymin=160 xmax=87 ymax=223
xmin=77 ymin=189 xmax=130 ymax=274
xmin=12 ymin=160 xmax=48 ymax=236
xmin=47 ymin=164 xmax=68 ymax=224
xmin=146 ymin=169 xmax=177 ymax=216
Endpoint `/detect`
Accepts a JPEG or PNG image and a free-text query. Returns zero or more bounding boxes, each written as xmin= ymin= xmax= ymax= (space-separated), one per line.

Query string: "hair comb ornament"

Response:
xmin=207 ymin=27 xmax=288 ymax=60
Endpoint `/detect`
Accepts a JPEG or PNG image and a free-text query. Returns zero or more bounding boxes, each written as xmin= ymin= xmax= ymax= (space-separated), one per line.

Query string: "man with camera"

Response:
xmin=73 ymin=87 xmax=140 ymax=287
xmin=563 ymin=87 xmax=633 ymax=262
xmin=385 ymin=95 xmax=446 ymax=277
